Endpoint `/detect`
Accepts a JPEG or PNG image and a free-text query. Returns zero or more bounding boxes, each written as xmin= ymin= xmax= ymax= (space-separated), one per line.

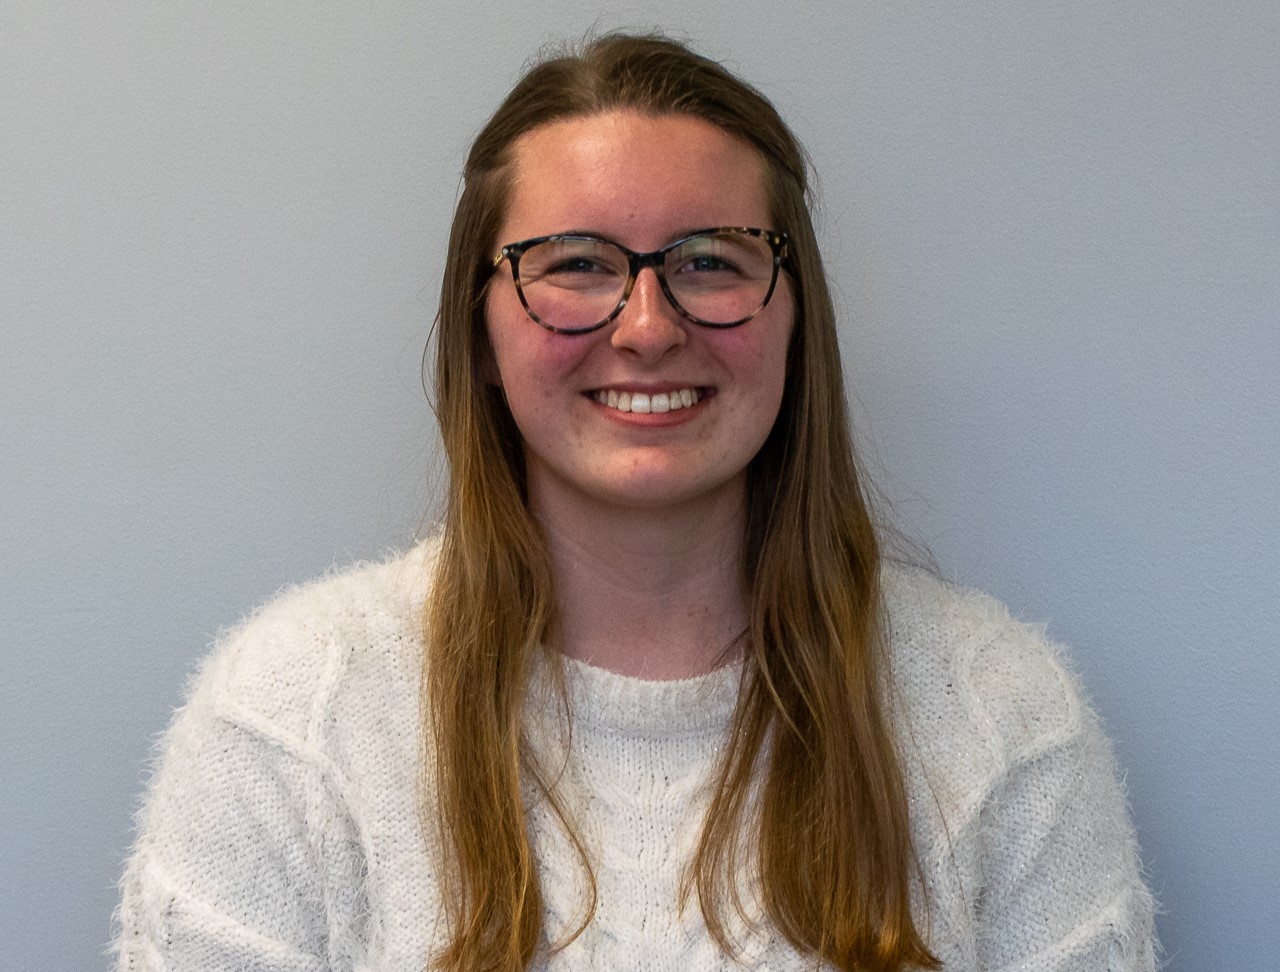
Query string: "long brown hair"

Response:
xmin=425 ymin=32 xmax=938 ymax=972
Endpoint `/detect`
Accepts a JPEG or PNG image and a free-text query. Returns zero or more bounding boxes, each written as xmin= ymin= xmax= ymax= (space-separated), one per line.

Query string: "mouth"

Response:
xmin=589 ymin=387 xmax=705 ymax=415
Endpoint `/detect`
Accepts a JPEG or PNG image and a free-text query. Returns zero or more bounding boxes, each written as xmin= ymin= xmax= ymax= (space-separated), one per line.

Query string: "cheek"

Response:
xmin=479 ymin=333 xmax=503 ymax=388
xmin=741 ymin=317 xmax=794 ymax=437
xmin=483 ymin=288 xmax=519 ymax=388
xmin=763 ymin=298 xmax=797 ymax=401
xmin=724 ymin=310 xmax=794 ymax=400
xmin=486 ymin=290 xmax=550 ymax=394
xmin=486 ymin=293 xmax=591 ymax=412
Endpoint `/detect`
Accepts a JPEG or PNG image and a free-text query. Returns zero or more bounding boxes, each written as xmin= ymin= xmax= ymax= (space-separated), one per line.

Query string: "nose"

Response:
xmin=609 ymin=267 xmax=687 ymax=359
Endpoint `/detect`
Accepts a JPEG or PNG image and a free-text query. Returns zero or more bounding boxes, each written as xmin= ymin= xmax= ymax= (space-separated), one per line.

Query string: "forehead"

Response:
xmin=501 ymin=111 xmax=771 ymax=246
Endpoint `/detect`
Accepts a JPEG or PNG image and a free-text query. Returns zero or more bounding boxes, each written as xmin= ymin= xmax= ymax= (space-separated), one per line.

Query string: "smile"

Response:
xmin=591 ymin=388 xmax=702 ymax=414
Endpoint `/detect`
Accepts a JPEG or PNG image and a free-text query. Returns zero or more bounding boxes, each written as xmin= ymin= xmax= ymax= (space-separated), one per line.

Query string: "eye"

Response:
xmin=681 ymin=253 xmax=740 ymax=274
xmin=671 ymin=244 xmax=744 ymax=278
xmin=521 ymin=240 xmax=628 ymax=288
xmin=669 ymin=236 xmax=759 ymax=281
xmin=547 ymin=255 xmax=611 ymax=275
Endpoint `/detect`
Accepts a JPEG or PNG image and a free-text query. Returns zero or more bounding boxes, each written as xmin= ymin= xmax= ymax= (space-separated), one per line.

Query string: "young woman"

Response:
xmin=116 ymin=33 xmax=1156 ymax=972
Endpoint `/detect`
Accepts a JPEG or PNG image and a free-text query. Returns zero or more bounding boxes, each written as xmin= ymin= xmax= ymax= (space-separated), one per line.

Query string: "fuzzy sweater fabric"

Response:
xmin=116 ymin=541 xmax=1156 ymax=971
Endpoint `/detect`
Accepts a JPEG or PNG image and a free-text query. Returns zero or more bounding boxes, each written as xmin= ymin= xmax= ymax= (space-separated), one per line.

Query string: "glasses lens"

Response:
xmin=664 ymin=231 xmax=778 ymax=325
xmin=516 ymin=238 xmax=629 ymax=332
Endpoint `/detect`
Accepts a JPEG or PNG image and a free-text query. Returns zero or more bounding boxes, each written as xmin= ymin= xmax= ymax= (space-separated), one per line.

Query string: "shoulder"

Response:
xmin=118 ymin=542 xmax=439 ymax=968
xmin=881 ymin=563 xmax=1088 ymax=770
xmin=881 ymin=568 xmax=1157 ymax=967
xmin=186 ymin=537 xmax=440 ymax=747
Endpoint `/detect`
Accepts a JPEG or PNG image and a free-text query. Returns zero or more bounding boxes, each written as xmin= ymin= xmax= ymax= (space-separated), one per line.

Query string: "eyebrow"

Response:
xmin=521 ymin=226 xmax=730 ymax=247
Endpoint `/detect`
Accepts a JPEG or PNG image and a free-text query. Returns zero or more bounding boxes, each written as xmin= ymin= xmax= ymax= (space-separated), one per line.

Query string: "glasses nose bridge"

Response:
xmin=620 ymin=245 xmax=674 ymax=307
xmin=627 ymin=245 xmax=668 ymax=282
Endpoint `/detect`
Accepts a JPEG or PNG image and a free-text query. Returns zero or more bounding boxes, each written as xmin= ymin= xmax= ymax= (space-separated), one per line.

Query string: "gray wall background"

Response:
xmin=3 ymin=2 xmax=1276 ymax=969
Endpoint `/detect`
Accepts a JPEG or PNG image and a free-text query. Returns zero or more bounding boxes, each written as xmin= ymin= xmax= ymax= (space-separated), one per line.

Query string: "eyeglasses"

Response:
xmin=491 ymin=227 xmax=789 ymax=334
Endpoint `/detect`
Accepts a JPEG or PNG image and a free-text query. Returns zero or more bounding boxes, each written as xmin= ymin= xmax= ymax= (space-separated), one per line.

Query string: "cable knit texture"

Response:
xmin=115 ymin=541 xmax=1157 ymax=970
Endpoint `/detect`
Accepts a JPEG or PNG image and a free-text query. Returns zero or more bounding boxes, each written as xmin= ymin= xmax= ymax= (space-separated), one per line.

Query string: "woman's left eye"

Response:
xmin=677 ymin=254 xmax=739 ymax=275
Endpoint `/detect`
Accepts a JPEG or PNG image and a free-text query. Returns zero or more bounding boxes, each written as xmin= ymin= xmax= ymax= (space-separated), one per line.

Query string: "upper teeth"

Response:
xmin=594 ymin=388 xmax=699 ymax=414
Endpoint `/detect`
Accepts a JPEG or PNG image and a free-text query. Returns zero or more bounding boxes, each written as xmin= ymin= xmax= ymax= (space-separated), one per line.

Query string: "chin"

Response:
xmin=592 ymin=471 xmax=746 ymax=512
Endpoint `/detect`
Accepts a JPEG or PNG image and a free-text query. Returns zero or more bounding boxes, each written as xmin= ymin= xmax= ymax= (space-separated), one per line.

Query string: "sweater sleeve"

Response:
xmin=115 ymin=664 xmax=350 ymax=972
xmin=971 ymin=665 xmax=1157 ymax=971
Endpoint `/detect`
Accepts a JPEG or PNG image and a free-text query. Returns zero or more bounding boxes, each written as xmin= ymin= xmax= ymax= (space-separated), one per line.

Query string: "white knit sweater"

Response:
xmin=115 ymin=541 xmax=1156 ymax=970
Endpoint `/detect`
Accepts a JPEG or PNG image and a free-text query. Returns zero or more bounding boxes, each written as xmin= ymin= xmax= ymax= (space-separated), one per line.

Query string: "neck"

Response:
xmin=529 ymin=480 xmax=750 ymax=680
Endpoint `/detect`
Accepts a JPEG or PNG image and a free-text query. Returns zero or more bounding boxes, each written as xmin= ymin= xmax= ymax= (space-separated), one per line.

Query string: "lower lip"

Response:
xmin=586 ymin=392 xmax=710 ymax=427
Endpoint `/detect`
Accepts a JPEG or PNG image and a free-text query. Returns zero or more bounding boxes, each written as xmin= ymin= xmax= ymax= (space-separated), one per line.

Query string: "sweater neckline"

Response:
xmin=529 ymin=652 xmax=743 ymax=739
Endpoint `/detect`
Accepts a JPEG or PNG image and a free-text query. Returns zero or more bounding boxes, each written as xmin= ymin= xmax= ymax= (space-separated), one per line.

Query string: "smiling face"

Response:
xmin=484 ymin=111 xmax=794 ymax=520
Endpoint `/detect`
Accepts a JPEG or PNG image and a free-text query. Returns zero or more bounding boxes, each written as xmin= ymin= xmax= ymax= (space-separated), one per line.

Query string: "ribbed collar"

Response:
xmin=528 ymin=652 xmax=743 ymax=739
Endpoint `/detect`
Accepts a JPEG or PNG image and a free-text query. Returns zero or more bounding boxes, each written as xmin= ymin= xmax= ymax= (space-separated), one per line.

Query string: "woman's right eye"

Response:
xmin=548 ymin=256 xmax=606 ymax=274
